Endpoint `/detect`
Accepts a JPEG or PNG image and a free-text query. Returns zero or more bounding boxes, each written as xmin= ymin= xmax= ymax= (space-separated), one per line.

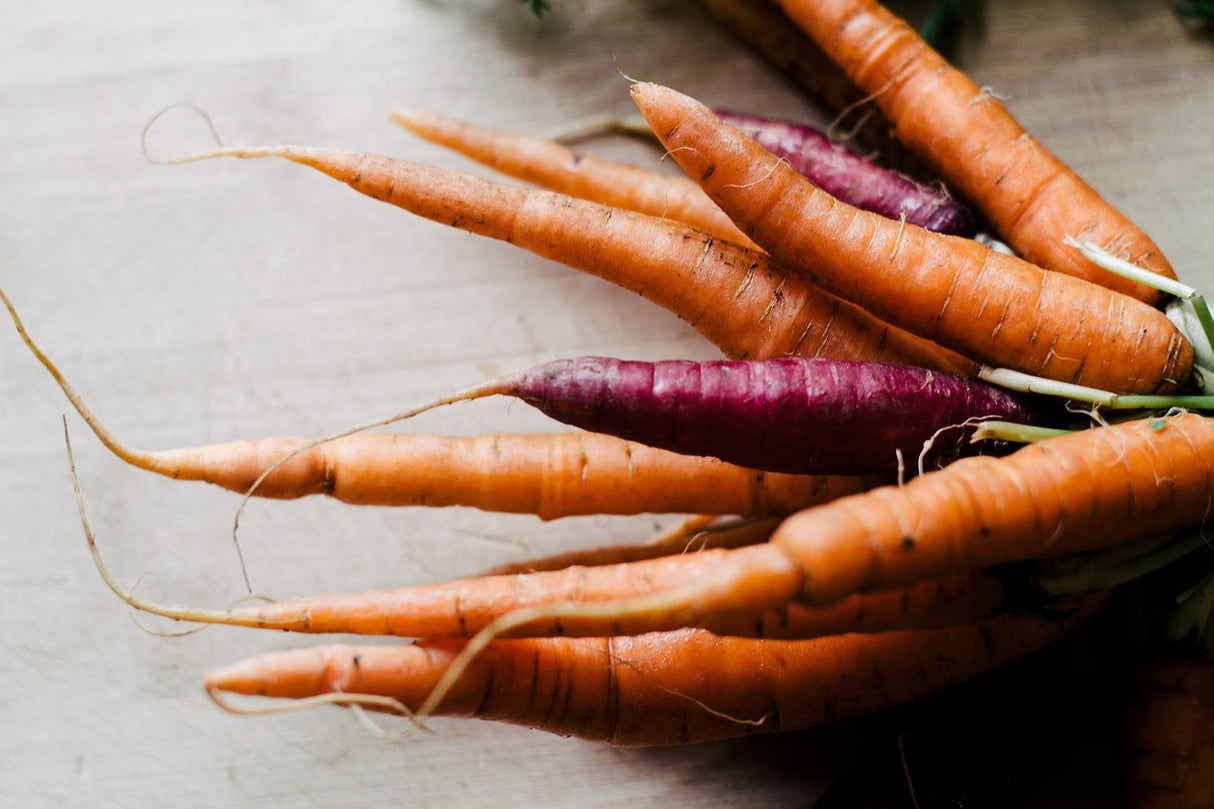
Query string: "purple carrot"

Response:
xmin=717 ymin=111 xmax=979 ymax=237
xmin=407 ymin=357 xmax=1055 ymax=476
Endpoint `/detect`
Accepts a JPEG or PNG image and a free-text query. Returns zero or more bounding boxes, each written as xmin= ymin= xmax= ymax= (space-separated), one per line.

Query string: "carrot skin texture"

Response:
xmin=166 ymin=414 xmax=1214 ymax=640
xmin=391 ymin=106 xmax=758 ymax=248
xmin=225 ymin=145 xmax=971 ymax=373
xmin=480 ymin=514 xmax=783 ymax=575
xmin=630 ymin=82 xmax=1192 ymax=395
xmin=503 ymin=356 xmax=1052 ymax=474
xmin=772 ymin=0 xmax=1174 ymax=301
xmin=718 ymin=111 xmax=978 ymax=236
xmin=693 ymin=0 xmax=923 ymax=175
xmin=769 ymin=411 xmax=1214 ymax=607
xmin=395 ymin=106 xmax=976 ymax=237
xmin=205 ymin=605 xmax=1097 ymax=746
xmin=132 ymin=431 xmax=876 ymax=519
xmin=214 ymin=547 xmax=788 ymax=638
xmin=210 ymin=552 xmax=1009 ymax=641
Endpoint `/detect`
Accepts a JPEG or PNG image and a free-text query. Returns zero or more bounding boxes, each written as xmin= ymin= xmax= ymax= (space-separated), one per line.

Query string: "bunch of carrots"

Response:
xmin=9 ymin=0 xmax=1214 ymax=804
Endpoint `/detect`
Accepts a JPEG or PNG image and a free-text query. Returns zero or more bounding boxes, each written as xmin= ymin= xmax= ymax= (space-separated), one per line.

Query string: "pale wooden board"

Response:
xmin=2 ymin=2 xmax=1214 ymax=807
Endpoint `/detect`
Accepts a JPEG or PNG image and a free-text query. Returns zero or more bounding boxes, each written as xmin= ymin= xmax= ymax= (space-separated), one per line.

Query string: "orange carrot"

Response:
xmin=2 ymin=287 xmax=882 ymax=518
xmin=762 ymin=411 xmax=1214 ymax=608
xmin=629 ymin=82 xmax=1192 ymax=395
xmin=770 ymin=0 xmax=1175 ymax=302
xmin=91 ymin=533 xmax=1013 ymax=641
xmin=95 ymin=430 xmax=876 ymax=518
xmin=95 ymin=412 xmax=1214 ymax=638
xmin=162 ymin=146 xmax=971 ymax=373
xmin=396 ymin=107 xmax=976 ymax=238
xmin=203 ymin=604 xmax=1099 ymax=746
xmin=391 ymin=106 xmax=758 ymax=248
xmin=129 ymin=549 xmax=1012 ymax=640
xmin=692 ymin=0 xmax=924 ymax=175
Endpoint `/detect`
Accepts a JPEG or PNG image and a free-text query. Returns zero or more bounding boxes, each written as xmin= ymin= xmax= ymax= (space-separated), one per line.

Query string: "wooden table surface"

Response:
xmin=4 ymin=2 xmax=1214 ymax=807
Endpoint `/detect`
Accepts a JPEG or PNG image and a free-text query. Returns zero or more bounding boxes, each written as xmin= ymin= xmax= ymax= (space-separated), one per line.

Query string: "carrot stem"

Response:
xmin=1069 ymin=237 xmax=1214 ymax=381
xmin=968 ymin=420 xmax=1072 ymax=444
xmin=977 ymin=366 xmax=1214 ymax=410
xmin=1067 ymin=238 xmax=1198 ymax=305
xmin=1032 ymin=529 xmax=1210 ymax=598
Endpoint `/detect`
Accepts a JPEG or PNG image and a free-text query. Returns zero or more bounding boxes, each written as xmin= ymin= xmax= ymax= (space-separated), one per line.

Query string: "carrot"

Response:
xmin=202 ymin=605 xmax=1100 ymax=746
xmin=159 ymin=144 xmax=971 ymax=373
xmin=6 ymin=303 xmax=888 ymax=530
xmin=383 ymin=355 xmax=1055 ymax=476
xmin=394 ymin=106 xmax=978 ymax=237
xmin=125 ymin=550 xmax=1015 ymax=641
xmin=88 ymin=525 xmax=1016 ymax=641
xmin=193 ymin=432 xmax=880 ymax=518
xmin=693 ymin=0 xmax=922 ymax=175
xmin=54 ymin=412 xmax=877 ymax=518
xmin=717 ymin=110 xmax=978 ymax=236
xmin=390 ymin=106 xmax=758 ymax=248
xmin=768 ymin=0 xmax=1176 ymax=302
xmin=1123 ymin=656 xmax=1214 ymax=808
xmin=2 ymin=288 xmax=886 ymax=518
xmin=629 ymin=81 xmax=1193 ymax=395
xmin=92 ymin=412 xmax=1214 ymax=638
xmin=762 ymin=411 xmax=1214 ymax=608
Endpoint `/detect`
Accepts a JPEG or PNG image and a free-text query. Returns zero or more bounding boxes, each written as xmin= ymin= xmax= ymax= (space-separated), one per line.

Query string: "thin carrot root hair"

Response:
xmin=8 ymin=290 xmax=857 ymax=523
xmin=140 ymin=103 xmax=225 ymax=165
xmin=823 ymin=73 xmax=901 ymax=143
xmin=71 ymin=413 xmax=1136 ymax=743
xmin=66 ymin=417 xmax=783 ymax=642
xmin=1 ymin=289 xmax=153 ymax=472
xmin=656 ymin=143 xmax=708 ymax=168
xmin=131 ymin=590 xmax=274 ymax=638
xmin=206 ymin=632 xmax=775 ymax=738
xmin=719 ymin=155 xmax=790 ymax=192
xmin=401 ymin=566 xmax=795 ymax=724
xmin=824 ymin=103 xmax=876 ymax=146
xmin=205 ymin=683 xmax=426 ymax=738
xmin=480 ymin=514 xmax=782 ymax=576
xmin=202 ymin=601 xmax=1108 ymax=745
xmin=67 ymin=433 xmax=790 ymax=727
xmin=888 ymin=212 xmax=907 ymax=261
xmin=226 ymin=376 xmax=513 ymax=534
xmin=3 ymin=289 xmax=254 ymax=589
xmin=603 ymin=634 xmax=775 ymax=729
xmin=147 ymin=144 xmax=301 ymax=167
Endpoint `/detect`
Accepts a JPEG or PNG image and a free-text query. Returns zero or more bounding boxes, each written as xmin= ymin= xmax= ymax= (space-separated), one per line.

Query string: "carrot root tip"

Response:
xmin=204 ymin=682 xmax=428 ymax=738
xmin=140 ymin=103 xmax=227 ymax=166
